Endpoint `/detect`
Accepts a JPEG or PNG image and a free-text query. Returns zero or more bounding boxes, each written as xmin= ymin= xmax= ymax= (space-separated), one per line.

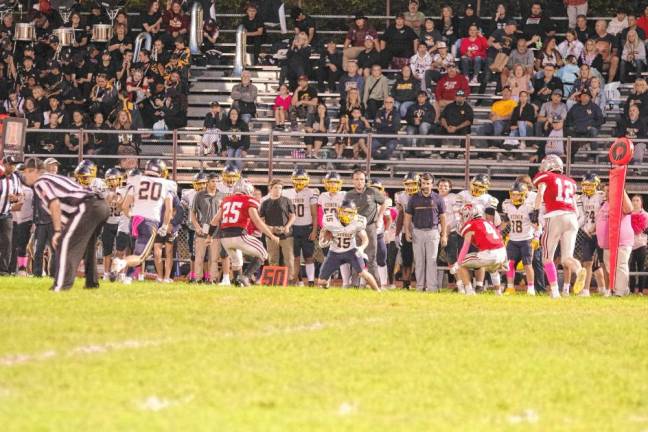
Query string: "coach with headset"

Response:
xmin=404 ymin=173 xmax=447 ymax=292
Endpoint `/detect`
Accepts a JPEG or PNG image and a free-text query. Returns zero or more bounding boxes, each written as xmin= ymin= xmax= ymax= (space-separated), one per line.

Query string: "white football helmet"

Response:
xmin=539 ymin=154 xmax=564 ymax=173
xmin=232 ymin=179 xmax=254 ymax=196
xmin=460 ymin=203 xmax=484 ymax=224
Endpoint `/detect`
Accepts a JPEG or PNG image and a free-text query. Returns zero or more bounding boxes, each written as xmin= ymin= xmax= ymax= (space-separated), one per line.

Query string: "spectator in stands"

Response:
xmin=380 ymin=13 xmax=419 ymax=69
xmin=273 ymin=84 xmax=291 ymax=131
xmin=65 ymin=110 xmax=88 ymax=157
xmin=481 ymin=19 xmax=517 ymax=93
xmin=343 ymin=13 xmax=379 ymax=71
xmin=143 ymin=0 xmax=163 ymax=39
xmin=23 ymin=98 xmax=43 ymax=129
xmin=221 ymin=108 xmax=250 ymax=170
xmin=316 ymin=40 xmax=343 ymax=93
xmin=459 ymin=24 xmax=488 ymax=85
xmin=338 ymin=61 xmax=364 ymax=106
xmin=619 ymin=14 xmax=645 ymax=47
xmin=348 ymin=107 xmax=371 ymax=157
xmin=536 ymin=89 xmax=567 ymax=137
xmin=162 ymin=90 xmax=186 ymax=130
xmin=409 ymin=41 xmax=432 ymax=88
xmin=90 ymin=112 xmax=117 ymax=160
xmin=536 ymin=37 xmax=564 ymax=71
xmin=594 ymin=19 xmax=620 ymax=82
xmin=372 ymin=96 xmax=401 ymax=160
xmin=477 ymin=86 xmax=517 ymax=150
xmin=357 ymin=36 xmax=381 ymax=78
xmin=404 ymin=0 xmax=426 ymax=36
xmin=624 ymin=78 xmax=648 ymax=119
xmin=620 ymin=30 xmax=646 ymax=83
xmin=630 ymin=195 xmax=648 ymax=293
xmin=532 ymin=64 xmax=563 ymax=108
xmin=566 ymin=90 xmax=604 ymax=155
xmin=31 ymin=112 xmax=64 ymax=156
xmin=304 ymin=103 xmax=330 ymax=158
xmin=406 ymin=91 xmax=435 ymax=146
xmin=558 ymin=30 xmax=585 ymax=60
xmin=616 ymin=103 xmax=647 ymax=142
xmin=46 ymin=96 xmax=64 ymax=127
xmin=392 ymin=65 xmax=420 ymax=118
xmin=637 ymin=6 xmax=648 ymax=37
xmin=608 ymin=9 xmax=629 ymax=36
xmin=489 ymin=3 xmax=513 ymax=33
xmin=569 ymin=64 xmax=594 ymax=105
xmin=108 ymin=23 xmax=133 ymax=65
xmin=508 ymin=91 xmax=536 ymax=148
xmin=281 ymin=32 xmax=312 ymax=91
xmin=363 ymin=64 xmax=390 ymax=120
xmin=230 ymin=70 xmax=258 ymax=124
xmin=339 ymin=87 xmax=364 ymax=119
xmin=89 ymin=74 xmax=117 ymax=118
xmin=457 ymin=3 xmax=482 ymax=40
xmin=590 ymin=77 xmax=607 ymax=112
xmin=579 ymin=38 xmax=605 ymax=74
xmin=439 ymin=89 xmax=474 ymax=146
xmin=241 ymin=2 xmax=265 ymax=65
xmin=291 ymin=7 xmax=318 ymax=47
xmin=522 ymin=2 xmax=556 ymax=44
xmin=290 ymin=75 xmax=318 ymax=128
xmin=4 ymin=91 xmax=23 ymax=117
xmin=420 ymin=18 xmax=443 ymax=54
xmin=434 ymin=64 xmax=470 ymax=117
xmin=564 ymin=0 xmax=588 ymax=30
xmin=507 ymin=63 xmax=534 ymax=100
xmin=437 ymin=5 xmax=460 ymax=49
xmin=426 ymin=42 xmax=454 ymax=88
xmin=556 ymin=55 xmax=580 ymax=96
xmin=502 ymin=38 xmax=535 ymax=86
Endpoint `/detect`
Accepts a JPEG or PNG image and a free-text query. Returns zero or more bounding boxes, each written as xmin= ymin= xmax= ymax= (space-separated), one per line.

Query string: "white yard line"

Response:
xmin=0 ymin=317 xmax=388 ymax=368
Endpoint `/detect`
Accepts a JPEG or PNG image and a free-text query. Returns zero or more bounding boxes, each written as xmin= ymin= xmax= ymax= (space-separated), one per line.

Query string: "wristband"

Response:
xmin=529 ymin=210 xmax=539 ymax=224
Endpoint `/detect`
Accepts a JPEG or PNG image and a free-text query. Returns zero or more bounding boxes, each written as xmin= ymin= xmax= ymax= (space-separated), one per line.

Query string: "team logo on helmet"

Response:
xmin=323 ymin=171 xmax=342 ymax=193
xmin=291 ymin=167 xmax=309 ymax=192
xmin=338 ymin=199 xmax=358 ymax=226
xmin=581 ymin=172 xmax=601 ymax=197
xmin=403 ymin=172 xmax=420 ymax=196
xmin=470 ymin=174 xmax=490 ymax=197
xmin=145 ymin=159 xmax=167 ymax=177
xmin=460 ymin=203 xmax=484 ymax=224
xmin=192 ymin=172 xmax=208 ymax=192
xmin=509 ymin=181 xmax=528 ymax=206
xmin=74 ymin=161 xmax=97 ymax=187
xmin=104 ymin=167 xmax=123 ymax=189
xmin=222 ymin=164 xmax=241 ymax=187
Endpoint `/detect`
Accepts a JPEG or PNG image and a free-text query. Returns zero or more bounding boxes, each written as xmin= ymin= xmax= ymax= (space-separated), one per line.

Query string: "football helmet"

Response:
xmin=291 ymin=167 xmax=309 ymax=191
xmin=581 ymin=172 xmax=600 ymax=197
xmin=78 ymin=159 xmax=97 ymax=177
xmin=470 ymin=174 xmax=490 ymax=197
xmin=104 ymin=167 xmax=123 ymax=189
xmin=127 ymin=168 xmax=142 ymax=178
xmin=192 ymin=172 xmax=208 ymax=192
xmin=368 ymin=178 xmax=384 ymax=193
xmin=539 ymin=154 xmax=564 ymax=173
xmin=74 ymin=162 xmax=96 ymax=186
xmin=338 ymin=199 xmax=358 ymax=226
xmin=145 ymin=159 xmax=167 ymax=177
xmin=403 ymin=172 xmax=420 ymax=196
xmin=509 ymin=181 xmax=528 ymax=206
xmin=323 ymin=171 xmax=342 ymax=193
xmin=222 ymin=164 xmax=241 ymax=187
xmin=460 ymin=203 xmax=484 ymax=223
xmin=232 ymin=179 xmax=254 ymax=196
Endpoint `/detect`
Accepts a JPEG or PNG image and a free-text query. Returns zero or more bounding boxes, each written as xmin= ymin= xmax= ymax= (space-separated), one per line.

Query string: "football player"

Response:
xmin=369 ymin=179 xmax=391 ymax=289
xmin=283 ymin=168 xmax=319 ymax=286
xmin=152 ymin=160 xmax=182 ymax=283
xmin=209 ymin=180 xmax=279 ymax=287
xmin=219 ymin=164 xmax=240 ymax=195
xmin=318 ymin=171 xmax=349 ymax=285
xmin=576 ymin=172 xmax=606 ymax=297
xmin=110 ymin=159 xmax=174 ymax=280
xmin=182 ymin=172 xmax=208 ymax=282
xmin=437 ymin=178 xmax=461 ymax=290
xmin=74 ymin=160 xmax=106 ymax=193
xmin=532 ymin=155 xmax=587 ymax=298
xmin=456 ymin=174 xmax=501 ymax=226
xmin=452 ymin=203 xmax=507 ymax=295
xmin=395 ymin=172 xmax=419 ymax=289
xmin=502 ymin=182 xmax=537 ymax=295
xmin=101 ymin=167 xmax=126 ymax=280
xmin=317 ymin=199 xmax=380 ymax=291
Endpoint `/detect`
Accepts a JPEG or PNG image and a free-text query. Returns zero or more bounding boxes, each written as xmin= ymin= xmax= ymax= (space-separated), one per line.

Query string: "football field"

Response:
xmin=1 ymin=278 xmax=647 ymax=431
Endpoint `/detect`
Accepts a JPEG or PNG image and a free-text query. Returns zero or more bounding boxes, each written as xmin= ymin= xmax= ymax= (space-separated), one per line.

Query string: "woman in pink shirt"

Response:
xmin=459 ymin=24 xmax=488 ymax=85
xmin=596 ymin=187 xmax=633 ymax=296
xmin=629 ymin=194 xmax=648 ymax=294
xmin=273 ymin=84 xmax=292 ymax=131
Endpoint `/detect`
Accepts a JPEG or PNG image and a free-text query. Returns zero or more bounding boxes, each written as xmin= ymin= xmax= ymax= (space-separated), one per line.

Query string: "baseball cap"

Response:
xmin=552 ymin=89 xmax=563 ymax=96
xmin=456 ymin=89 xmax=465 ymax=96
xmin=465 ymin=3 xmax=475 ymax=10
xmin=44 ymin=157 xmax=60 ymax=166
xmin=365 ymin=35 xmax=375 ymax=41
xmin=2 ymin=155 xmax=20 ymax=164
xmin=580 ymin=89 xmax=592 ymax=97
xmin=551 ymin=114 xmax=562 ymax=122
xmin=506 ymin=19 xmax=518 ymax=26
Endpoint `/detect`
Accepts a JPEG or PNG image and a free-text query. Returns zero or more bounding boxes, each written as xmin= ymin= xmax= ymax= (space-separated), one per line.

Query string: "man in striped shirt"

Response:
xmin=0 ymin=156 xmax=22 ymax=275
xmin=22 ymin=158 xmax=110 ymax=291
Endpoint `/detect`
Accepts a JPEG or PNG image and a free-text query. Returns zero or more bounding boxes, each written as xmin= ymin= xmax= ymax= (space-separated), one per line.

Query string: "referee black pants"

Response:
xmin=52 ymin=197 xmax=110 ymax=291
xmin=33 ymin=223 xmax=56 ymax=277
xmin=0 ymin=215 xmax=13 ymax=274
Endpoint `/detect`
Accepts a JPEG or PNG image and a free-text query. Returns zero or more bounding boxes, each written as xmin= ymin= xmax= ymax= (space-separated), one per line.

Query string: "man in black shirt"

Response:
xmin=373 ymin=97 xmax=402 ymax=160
xmin=291 ymin=7 xmax=318 ymax=47
xmin=439 ymin=90 xmax=474 ymax=141
xmin=522 ymin=2 xmax=556 ymax=43
xmin=481 ymin=20 xmax=518 ymax=93
xmin=241 ymin=3 xmax=265 ymax=64
xmin=594 ymin=19 xmax=620 ymax=82
xmin=574 ymin=15 xmax=593 ymax=43
xmin=259 ymin=179 xmax=296 ymax=281
xmin=380 ymin=14 xmax=418 ymax=68
xmin=290 ymin=75 xmax=318 ymax=123
xmin=532 ymin=64 xmax=563 ymax=107
xmin=316 ymin=40 xmax=343 ymax=92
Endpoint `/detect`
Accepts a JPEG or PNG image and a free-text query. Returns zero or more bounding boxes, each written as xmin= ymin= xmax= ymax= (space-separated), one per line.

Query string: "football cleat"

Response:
xmin=573 ymin=268 xmax=588 ymax=295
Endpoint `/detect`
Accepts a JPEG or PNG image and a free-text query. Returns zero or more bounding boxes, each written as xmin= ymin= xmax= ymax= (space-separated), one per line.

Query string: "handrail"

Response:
xmin=133 ymin=32 xmax=152 ymax=63
xmin=189 ymin=2 xmax=204 ymax=55
xmin=233 ymin=24 xmax=247 ymax=77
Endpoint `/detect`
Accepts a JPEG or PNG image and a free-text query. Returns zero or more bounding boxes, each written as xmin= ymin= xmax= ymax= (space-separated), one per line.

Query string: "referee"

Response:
xmin=22 ymin=158 xmax=110 ymax=291
xmin=404 ymin=173 xmax=447 ymax=292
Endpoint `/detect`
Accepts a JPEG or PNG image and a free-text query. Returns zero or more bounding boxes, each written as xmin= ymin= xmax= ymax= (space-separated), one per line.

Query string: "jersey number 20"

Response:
xmin=138 ymin=181 xmax=162 ymax=201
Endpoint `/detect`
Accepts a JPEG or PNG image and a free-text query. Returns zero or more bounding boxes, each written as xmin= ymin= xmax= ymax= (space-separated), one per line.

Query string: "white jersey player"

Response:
xmin=283 ymin=168 xmax=319 ymax=285
xmin=501 ymin=182 xmax=537 ymax=295
xmin=218 ymin=165 xmax=240 ymax=195
xmin=317 ymin=199 xmax=380 ymax=290
xmin=576 ymin=172 xmax=605 ymax=296
xmin=456 ymin=174 xmax=501 ymax=226
xmin=318 ymin=171 xmax=345 ymax=217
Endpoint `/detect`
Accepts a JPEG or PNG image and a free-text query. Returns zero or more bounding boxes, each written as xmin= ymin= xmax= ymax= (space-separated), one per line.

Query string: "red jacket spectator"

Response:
xmin=435 ymin=69 xmax=470 ymax=102
xmin=638 ymin=15 xmax=648 ymax=38
xmin=459 ymin=35 xmax=489 ymax=58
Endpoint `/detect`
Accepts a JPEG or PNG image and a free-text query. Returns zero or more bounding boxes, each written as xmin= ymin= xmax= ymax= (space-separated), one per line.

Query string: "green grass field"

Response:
xmin=1 ymin=278 xmax=648 ymax=431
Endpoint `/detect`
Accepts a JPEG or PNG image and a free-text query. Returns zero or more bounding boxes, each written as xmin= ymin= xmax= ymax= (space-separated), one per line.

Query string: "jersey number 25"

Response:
xmin=222 ymin=201 xmax=243 ymax=223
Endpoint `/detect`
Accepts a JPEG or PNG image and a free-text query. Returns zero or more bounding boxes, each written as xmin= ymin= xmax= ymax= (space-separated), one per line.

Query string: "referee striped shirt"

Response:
xmin=33 ymin=173 xmax=94 ymax=228
xmin=0 ymin=173 xmax=21 ymax=216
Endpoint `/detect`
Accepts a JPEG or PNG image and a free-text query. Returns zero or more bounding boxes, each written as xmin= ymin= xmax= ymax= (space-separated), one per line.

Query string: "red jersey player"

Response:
xmin=532 ymin=154 xmax=586 ymax=298
xmin=451 ymin=203 xmax=507 ymax=295
xmin=210 ymin=180 xmax=279 ymax=287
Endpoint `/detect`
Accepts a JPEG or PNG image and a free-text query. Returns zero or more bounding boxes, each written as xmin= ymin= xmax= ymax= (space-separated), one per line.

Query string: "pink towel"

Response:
xmin=131 ymin=216 xmax=145 ymax=238
xmin=631 ymin=212 xmax=648 ymax=235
